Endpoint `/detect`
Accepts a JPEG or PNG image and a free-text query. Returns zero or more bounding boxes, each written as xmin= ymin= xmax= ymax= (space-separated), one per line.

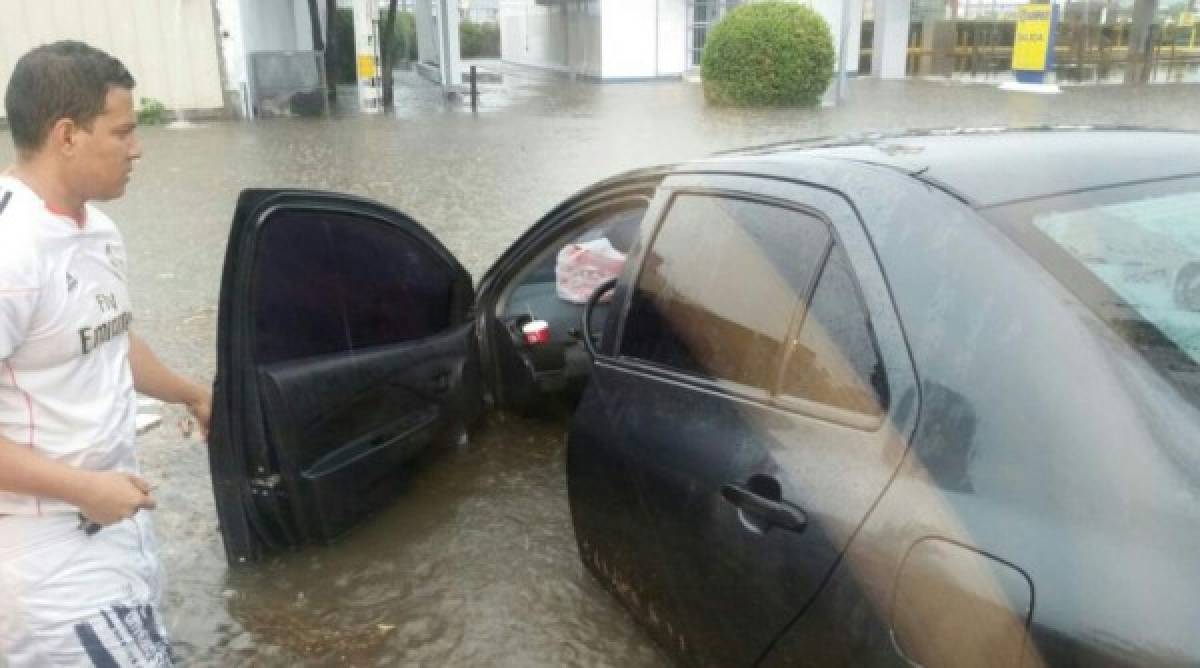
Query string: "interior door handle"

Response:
xmin=721 ymin=483 xmax=808 ymax=534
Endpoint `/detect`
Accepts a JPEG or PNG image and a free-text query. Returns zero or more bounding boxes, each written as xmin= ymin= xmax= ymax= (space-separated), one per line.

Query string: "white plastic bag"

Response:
xmin=555 ymin=238 xmax=627 ymax=304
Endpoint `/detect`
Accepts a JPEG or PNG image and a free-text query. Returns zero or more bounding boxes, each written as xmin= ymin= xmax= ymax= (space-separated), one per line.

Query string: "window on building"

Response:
xmin=621 ymin=194 xmax=831 ymax=393
xmin=686 ymin=0 xmax=743 ymax=68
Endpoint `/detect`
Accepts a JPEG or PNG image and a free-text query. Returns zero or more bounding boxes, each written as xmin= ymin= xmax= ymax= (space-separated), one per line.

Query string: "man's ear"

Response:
xmin=46 ymin=118 xmax=80 ymax=156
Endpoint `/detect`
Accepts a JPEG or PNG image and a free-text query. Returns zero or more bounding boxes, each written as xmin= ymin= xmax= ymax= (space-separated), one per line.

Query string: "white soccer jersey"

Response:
xmin=0 ymin=175 xmax=139 ymax=516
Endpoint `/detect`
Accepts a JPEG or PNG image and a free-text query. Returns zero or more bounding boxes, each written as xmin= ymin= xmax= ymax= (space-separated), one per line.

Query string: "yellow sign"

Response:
xmin=357 ymin=54 xmax=377 ymax=79
xmin=1012 ymin=4 xmax=1053 ymax=71
xmin=1181 ymin=12 xmax=1195 ymax=28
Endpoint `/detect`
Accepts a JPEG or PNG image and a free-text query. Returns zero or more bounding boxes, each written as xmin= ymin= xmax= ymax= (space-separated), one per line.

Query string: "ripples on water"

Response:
xmin=192 ymin=411 xmax=667 ymax=666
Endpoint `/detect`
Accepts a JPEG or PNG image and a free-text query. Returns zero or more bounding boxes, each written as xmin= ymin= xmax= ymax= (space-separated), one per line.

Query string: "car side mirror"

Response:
xmin=581 ymin=278 xmax=618 ymax=359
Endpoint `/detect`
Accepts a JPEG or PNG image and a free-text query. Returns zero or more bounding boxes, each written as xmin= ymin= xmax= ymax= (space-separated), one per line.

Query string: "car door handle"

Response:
xmin=720 ymin=483 xmax=808 ymax=534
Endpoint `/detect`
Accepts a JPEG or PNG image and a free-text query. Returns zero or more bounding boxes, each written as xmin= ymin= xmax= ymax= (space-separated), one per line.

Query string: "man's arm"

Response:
xmin=128 ymin=333 xmax=212 ymax=438
xmin=0 ymin=434 xmax=156 ymax=524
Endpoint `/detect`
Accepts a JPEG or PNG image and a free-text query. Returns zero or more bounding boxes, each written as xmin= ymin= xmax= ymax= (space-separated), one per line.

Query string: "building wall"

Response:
xmin=656 ymin=0 xmax=687 ymax=76
xmin=215 ymin=0 xmax=248 ymax=112
xmin=599 ymin=0 xmax=687 ymax=78
xmin=238 ymin=0 xmax=302 ymax=52
xmin=0 ymin=0 xmax=225 ymax=116
xmin=871 ymin=0 xmax=910 ymax=78
xmin=293 ymin=0 xmax=315 ymax=50
xmin=844 ymin=0 xmax=863 ymax=75
xmin=499 ymin=0 xmax=864 ymax=80
xmin=600 ymin=1 xmax=657 ymax=78
xmin=809 ymin=0 xmax=864 ymax=75
xmin=218 ymin=0 xmax=319 ymax=117
xmin=463 ymin=0 xmax=500 ymax=22
xmin=568 ymin=1 xmax=604 ymax=78
xmin=500 ymin=0 xmax=569 ymax=71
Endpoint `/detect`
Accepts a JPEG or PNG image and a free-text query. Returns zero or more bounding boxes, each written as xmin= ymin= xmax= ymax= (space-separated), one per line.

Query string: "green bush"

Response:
xmin=137 ymin=97 xmax=167 ymax=125
xmin=701 ymin=2 xmax=835 ymax=107
xmin=460 ymin=21 xmax=500 ymax=59
xmin=381 ymin=11 xmax=418 ymax=64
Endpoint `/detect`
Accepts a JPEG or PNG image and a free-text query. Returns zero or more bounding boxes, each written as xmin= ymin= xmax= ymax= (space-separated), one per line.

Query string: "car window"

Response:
xmin=989 ymin=178 xmax=1200 ymax=406
xmin=620 ymin=194 xmax=831 ymax=393
xmin=1031 ymin=189 xmax=1200 ymax=363
xmin=505 ymin=202 xmax=647 ymax=295
xmin=253 ymin=210 xmax=458 ymax=364
xmin=779 ymin=243 xmax=889 ymax=417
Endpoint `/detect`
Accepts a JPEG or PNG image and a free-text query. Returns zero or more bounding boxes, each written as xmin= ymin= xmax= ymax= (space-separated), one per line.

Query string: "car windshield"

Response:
xmin=990 ymin=176 xmax=1200 ymax=394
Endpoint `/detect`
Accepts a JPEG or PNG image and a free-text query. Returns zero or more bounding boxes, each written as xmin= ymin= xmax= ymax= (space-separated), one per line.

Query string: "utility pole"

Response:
xmin=837 ymin=0 xmax=852 ymax=102
xmin=324 ymin=0 xmax=337 ymax=102
xmin=382 ymin=0 xmax=399 ymax=110
xmin=307 ymin=0 xmax=325 ymax=51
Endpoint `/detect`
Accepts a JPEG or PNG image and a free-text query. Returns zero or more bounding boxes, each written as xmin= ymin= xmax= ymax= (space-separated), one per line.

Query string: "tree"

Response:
xmin=381 ymin=0 xmax=399 ymax=111
xmin=382 ymin=13 xmax=419 ymax=64
xmin=460 ymin=21 xmax=501 ymax=58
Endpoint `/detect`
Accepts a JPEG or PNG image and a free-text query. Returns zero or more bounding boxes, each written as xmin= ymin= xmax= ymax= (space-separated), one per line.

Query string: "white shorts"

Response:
xmin=0 ymin=511 xmax=170 ymax=667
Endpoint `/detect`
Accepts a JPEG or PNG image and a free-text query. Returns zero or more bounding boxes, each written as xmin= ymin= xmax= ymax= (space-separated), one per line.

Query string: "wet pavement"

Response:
xmin=2 ymin=70 xmax=1197 ymax=665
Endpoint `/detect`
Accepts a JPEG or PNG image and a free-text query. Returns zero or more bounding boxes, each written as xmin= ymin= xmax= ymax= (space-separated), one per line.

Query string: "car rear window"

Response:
xmin=989 ymin=176 xmax=1200 ymax=399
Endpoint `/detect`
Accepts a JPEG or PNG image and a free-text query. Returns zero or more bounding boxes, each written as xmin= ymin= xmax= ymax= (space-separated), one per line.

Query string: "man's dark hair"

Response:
xmin=5 ymin=41 xmax=135 ymax=152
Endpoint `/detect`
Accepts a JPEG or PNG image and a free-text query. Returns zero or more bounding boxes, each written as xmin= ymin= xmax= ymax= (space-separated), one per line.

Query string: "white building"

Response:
xmin=216 ymin=0 xmax=468 ymax=116
xmin=498 ymin=0 xmax=870 ymax=80
xmin=0 ymin=0 xmax=226 ymax=119
xmin=214 ymin=0 xmax=333 ymax=117
xmin=497 ymin=0 xmax=1177 ymax=82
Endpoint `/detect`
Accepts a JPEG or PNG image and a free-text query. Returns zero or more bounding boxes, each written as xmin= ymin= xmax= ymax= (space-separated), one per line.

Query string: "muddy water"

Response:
xmin=0 ymin=68 xmax=1194 ymax=665
xmin=204 ymin=411 xmax=659 ymax=666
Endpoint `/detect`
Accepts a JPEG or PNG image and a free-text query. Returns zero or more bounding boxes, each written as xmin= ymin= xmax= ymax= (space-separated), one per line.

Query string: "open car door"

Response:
xmin=209 ymin=190 xmax=483 ymax=564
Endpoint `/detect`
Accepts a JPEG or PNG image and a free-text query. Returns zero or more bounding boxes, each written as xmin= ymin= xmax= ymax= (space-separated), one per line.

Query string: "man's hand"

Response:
xmin=76 ymin=471 xmax=156 ymax=526
xmin=184 ymin=387 xmax=212 ymax=441
xmin=128 ymin=333 xmax=212 ymax=442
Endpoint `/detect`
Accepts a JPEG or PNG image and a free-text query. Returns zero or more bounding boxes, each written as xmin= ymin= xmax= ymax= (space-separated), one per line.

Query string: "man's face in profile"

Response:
xmin=68 ymin=85 xmax=142 ymax=202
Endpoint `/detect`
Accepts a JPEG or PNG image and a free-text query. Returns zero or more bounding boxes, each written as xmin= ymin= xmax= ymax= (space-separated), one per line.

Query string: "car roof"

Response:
xmin=711 ymin=127 xmax=1200 ymax=209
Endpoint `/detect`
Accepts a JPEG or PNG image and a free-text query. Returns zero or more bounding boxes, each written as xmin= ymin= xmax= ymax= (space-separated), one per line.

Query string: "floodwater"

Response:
xmin=2 ymin=67 xmax=1196 ymax=665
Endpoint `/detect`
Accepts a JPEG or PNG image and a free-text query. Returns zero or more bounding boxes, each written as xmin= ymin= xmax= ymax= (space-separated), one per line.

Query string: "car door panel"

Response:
xmin=568 ymin=373 xmax=694 ymax=654
xmin=573 ymin=366 xmax=848 ymax=663
xmin=210 ymin=189 xmax=479 ymax=563
xmin=255 ymin=321 xmax=481 ymax=544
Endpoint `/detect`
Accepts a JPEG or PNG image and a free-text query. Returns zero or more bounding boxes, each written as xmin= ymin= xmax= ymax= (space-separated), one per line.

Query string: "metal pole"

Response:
xmin=470 ymin=65 xmax=478 ymax=111
xmin=837 ymin=0 xmax=853 ymax=101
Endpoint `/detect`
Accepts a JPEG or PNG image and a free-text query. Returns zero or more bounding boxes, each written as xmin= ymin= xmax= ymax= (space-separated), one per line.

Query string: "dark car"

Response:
xmin=209 ymin=128 xmax=1200 ymax=666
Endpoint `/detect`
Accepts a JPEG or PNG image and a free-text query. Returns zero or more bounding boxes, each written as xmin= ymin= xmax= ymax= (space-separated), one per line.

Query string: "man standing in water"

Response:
xmin=0 ymin=41 xmax=211 ymax=665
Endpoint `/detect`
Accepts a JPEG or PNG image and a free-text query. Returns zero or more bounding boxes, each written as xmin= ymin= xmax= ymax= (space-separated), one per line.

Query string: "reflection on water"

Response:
xmin=193 ymin=411 xmax=667 ymax=666
xmin=935 ymin=62 xmax=1200 ymax=85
